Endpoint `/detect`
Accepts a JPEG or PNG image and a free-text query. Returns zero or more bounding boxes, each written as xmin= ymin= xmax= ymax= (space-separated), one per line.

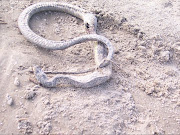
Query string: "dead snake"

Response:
xmin=18 ymin=2 xmax=113 ymax=88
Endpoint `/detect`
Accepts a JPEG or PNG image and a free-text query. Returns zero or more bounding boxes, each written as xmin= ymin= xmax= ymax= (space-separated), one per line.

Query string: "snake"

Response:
xmin=18 ymin=2 xmax=113 ymax=88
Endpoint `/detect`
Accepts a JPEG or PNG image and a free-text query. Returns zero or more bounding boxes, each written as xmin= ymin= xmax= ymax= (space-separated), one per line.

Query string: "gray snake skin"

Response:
xmin=18 ymin=2 xmax=113 ymax=88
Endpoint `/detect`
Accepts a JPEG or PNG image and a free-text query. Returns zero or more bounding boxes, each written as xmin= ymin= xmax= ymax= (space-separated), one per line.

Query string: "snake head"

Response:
xmin=84 ymin=13 xmax=97 ymax=34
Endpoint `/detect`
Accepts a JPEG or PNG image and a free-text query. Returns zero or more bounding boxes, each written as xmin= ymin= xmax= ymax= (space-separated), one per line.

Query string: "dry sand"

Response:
xmin=0 ymin=0 xmax=180 ymax=134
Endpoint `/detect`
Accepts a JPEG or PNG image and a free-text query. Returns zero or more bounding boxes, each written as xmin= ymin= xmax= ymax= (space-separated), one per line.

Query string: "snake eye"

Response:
xmin=85 ymin=23 xmax=89 ymax=29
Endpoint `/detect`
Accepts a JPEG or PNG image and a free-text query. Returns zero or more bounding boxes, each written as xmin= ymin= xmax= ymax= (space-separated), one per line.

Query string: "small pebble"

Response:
xmin=125 ymin=52 xmax=134 ymax=60
xmin=173 ymin=42 xmax=180 ymax=46
xmin=34 ymin=85 xmax=40 ymax=89
xmin=173 ymin=42 xmax=180 ymax=51
xmin=137 ymin=32 xmax=144 ymax=39
xmin=14 ymin=77 xmax=20 ymax=86
xmin=114 ymin=50 xmax=120 ymax=54
xmin=176 ymin=100 xmax=180 ymax=107
xmin=159 ymin=51 xmax=171 ymax=62
xmin=145 ymin=88 xmax=154 ymax=95
xmin=6 ymin=95 xmax=14 ymax=106
xmin=25 ymin=91 xmax=36 ymax=100
xmin=138 ymin=46 xmax=146 ymax=51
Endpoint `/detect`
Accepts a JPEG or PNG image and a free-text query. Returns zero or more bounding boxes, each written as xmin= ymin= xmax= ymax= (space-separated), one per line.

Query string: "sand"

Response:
xmin=0 ymin=0 xmax=180 ymax=134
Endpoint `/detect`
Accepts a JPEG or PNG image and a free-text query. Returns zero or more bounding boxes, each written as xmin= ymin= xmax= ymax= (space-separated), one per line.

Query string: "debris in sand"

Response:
xmin=37 ymin=121 xmax=52 ymax=134
xmin=172 ymin=42 xmax=180 ymax=52
xmin=176 ymin=100 xmax=180 ymax=107
xmin=25 ymin=91 xmax=37 ymax=100
xmin=14 ymin=77 xmax=20 ymax=86
xmin=18 ymin=119 xmax=33 ymax=134
xmin=159 ymin=50 xmax=171 ymax=62
xmin=29 ymin=77 xmax=39 ymax=85
xmin=26 ymin=84 xmax=40 ymax=91
xmin=6 ymin=94 xmax=14 ymax=106
xmin=0 ymin=19 xmax=7 ymax=24
xmin=0 ymin=22 xmax=7 ymax=24
xmin=138 ymin=45 xmax=146 ymax=51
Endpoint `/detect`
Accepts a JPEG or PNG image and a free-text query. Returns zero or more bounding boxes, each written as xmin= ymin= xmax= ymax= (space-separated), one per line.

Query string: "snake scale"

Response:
xmin=18 ymin=2 xmax=114 ymax=88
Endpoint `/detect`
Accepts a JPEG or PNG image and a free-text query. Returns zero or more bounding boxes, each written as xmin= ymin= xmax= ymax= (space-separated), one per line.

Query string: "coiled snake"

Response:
xmin=18 ymin=2 xmax=114 ymax=88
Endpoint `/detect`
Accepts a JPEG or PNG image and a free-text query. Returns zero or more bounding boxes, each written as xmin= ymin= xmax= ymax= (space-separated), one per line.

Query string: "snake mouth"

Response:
xmin=85 ymin=23 xmax=90 ymax=29
xmin=85 ymin=24 xmax=96 ymax=34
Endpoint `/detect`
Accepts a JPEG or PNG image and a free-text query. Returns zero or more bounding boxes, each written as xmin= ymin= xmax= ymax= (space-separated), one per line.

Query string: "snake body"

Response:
xmin=18 ymin=2 xmax=113 ymax=88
